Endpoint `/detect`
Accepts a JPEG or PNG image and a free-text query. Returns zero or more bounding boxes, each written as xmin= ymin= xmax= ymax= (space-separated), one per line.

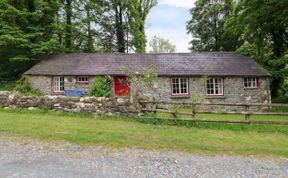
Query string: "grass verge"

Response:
xmin=0 ymin=108 xmax=287 ymax=157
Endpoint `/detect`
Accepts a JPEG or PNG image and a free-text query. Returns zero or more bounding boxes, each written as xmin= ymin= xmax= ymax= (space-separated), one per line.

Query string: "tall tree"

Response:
xmin=225 ymin=0 xmax=288 ymax=97
xmin=0 ymin=0 xmax=60 ymax=80
xmin=128 ymin=0 xmax=157 ymax=53
xmin=99 ymin=0 xmax=157 ymax=53
xmin=187 ymin=0 xmax=240 ymax=51
xmin=149 ymin=35 xmax=176 ymax=53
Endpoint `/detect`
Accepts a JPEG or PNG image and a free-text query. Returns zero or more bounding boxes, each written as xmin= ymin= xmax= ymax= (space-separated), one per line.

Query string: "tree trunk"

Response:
xmin=65 ymin=0 xmax=72 ymax=49
xmin=115 ymin=6 xmax=126 ymax=53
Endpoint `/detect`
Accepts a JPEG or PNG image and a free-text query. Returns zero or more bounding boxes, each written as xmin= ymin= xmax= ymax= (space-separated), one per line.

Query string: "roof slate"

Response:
xmin=24 ymin=52 xmax=269 ymax=77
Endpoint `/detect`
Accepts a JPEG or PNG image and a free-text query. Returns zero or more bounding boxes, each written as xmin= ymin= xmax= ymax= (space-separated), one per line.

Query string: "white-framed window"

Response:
xmin=244 ymin=77 xmax=258 ymax=88
xmin=171 ymin=77 xmax=189 ymax=95
xmin=53 ymin=76 xmax=64 ymax=92
xmin=206 ymin=78 xmax=223 ymax=95
xmin=77 ymin=76 xmax=88 ymax=83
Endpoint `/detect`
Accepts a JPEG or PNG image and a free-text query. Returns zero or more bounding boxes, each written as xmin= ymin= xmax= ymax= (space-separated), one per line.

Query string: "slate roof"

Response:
xmin=24 ymin=52 xmax=269 ymax=77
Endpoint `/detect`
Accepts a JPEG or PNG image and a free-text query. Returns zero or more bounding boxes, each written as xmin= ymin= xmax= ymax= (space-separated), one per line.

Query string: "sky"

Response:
xmin=145 ymin=0 xmax=197 ymax=52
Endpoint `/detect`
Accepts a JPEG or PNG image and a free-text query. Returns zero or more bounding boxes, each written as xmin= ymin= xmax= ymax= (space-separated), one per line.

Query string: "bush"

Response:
xmin=14 ymin=76 xmax=42 ymax=96
xmin=0 ymin=81 xmax=16 ymax=91
xmin=89 ymin=76 xmax=112 ymax=97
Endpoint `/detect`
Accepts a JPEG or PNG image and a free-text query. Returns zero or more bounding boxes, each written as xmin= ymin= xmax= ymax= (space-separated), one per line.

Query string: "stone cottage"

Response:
xmin=24 ymin=52 xmax=271 ymax=104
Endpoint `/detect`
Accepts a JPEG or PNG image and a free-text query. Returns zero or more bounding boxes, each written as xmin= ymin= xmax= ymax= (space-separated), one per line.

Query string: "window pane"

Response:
xmin=206 ymin=78 xmax=223 ymax=95
xmin=244 ymin=77 xmax=257 ymax=88
xmin=172 ymin=78 xmax=188 ymax=94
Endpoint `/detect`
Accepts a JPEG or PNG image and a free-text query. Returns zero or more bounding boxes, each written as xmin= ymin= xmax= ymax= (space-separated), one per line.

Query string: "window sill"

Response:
xmin=77 ymin=82 xmax=89 ymax=84
xmin=206 ymin=95 xmax=226 ymax=99
xmin=52 ymin=92 xmax=65 ymax=95
xmin=244 ymin=88 xmax=259 ymax=90
xmin=170 ymin=95 xmax=190 ymax=99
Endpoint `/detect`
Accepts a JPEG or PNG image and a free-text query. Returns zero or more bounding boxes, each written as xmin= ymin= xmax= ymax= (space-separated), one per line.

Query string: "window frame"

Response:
xmin=244 ymin=77 xmax=258 ymax=89
xmin=206 ymin=78 xmax=224 ymax=96
xmin=171 ymin=77 xmax=189 ymax=96
xmin=77 ymin=76 xmax=89 ymax=84
xmin=53 ymin=76 xmax=65 ymax=93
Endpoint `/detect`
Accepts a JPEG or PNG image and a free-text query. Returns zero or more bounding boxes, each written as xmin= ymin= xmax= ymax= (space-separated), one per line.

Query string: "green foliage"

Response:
xmin=149 ymin=35 xmax=176 ymax=53
xmin=0 ymin=0 xmax=157 ymax=81
xmin=0 ymin=0 xmax=62 ymax=80
xmin=223 ymin=0 xmax=288 ymax=98
xmin=128 ymin=0 xmax=157 ymax=53
xmin=0 ymin=81 xmax=16 ymax=91
xmin=14 ymin=77 xmax=42 ymax=96
xmin=225 ymin=0 xmax=288 ymax=57
xmin=89 ymin=76 xmax=112 ymax=97
xmin=187 ymin=0 xmax=241 ymax=51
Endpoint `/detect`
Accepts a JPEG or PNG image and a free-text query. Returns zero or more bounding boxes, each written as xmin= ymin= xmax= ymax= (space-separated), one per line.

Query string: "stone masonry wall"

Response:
xmin=0 ymin=91 xmax=138 ymax=115
xmin=25 ymin=75 xmax=271 ymax=111
xmin=26 ymin=75 xmax=94 ymax=95
xmin=27 ymin=75 xmax=52 ymax=95
xmin=140 ymin=77 xmax=271 ymax=111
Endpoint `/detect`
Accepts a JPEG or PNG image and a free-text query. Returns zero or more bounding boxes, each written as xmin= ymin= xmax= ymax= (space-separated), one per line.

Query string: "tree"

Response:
xmin=149 ymin=35 xmax=176 ymax=53
xmin=225 ymin=0 xmax=288 ymax=97
xmin=0 ymin=0 xmax=60 ymax=80
xmin=128 ymin=0 xmax=157 ymax=53
xmin=186 ymin=0 xmax=241 ymax=51
xmin=0 ymin=0 xmax=158 ymax=81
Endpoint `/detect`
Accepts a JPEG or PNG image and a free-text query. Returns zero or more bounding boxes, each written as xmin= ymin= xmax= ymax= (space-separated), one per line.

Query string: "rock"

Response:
xmin=54 ymin=103 xmax=60 ymax=107
xmin=8 ymin=94 xmax=15 ymax=101
xmin=138 ymin=113 xmax=144 ymax=116
xmin=116 ymin=98 xmax=126 ymax=104
xmin=76 ymin=102 xmax=85 ymax=108
xmin=0 ymin=91 xmax=10 ymax=96
xmin=107 ymin=112 xmax=113 ymax=116
xmin=96 ymin=97 xmax=105 ymax=102
xmin=28 ymin=107 xmax=36 ymax=111
xmin=72 ymin=146 xmax=83 ymax=152
xmin=46 ymin=95 xmax=58 ymax=100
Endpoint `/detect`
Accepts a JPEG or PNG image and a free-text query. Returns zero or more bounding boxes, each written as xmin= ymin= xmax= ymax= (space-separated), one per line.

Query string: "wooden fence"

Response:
xmin=139 ymin=101 xmax=288 ymax=125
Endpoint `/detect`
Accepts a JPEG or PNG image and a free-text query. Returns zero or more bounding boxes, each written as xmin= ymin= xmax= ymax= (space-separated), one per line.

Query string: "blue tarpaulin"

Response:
xmin=64 ymin=90 xmax=86 ymax=97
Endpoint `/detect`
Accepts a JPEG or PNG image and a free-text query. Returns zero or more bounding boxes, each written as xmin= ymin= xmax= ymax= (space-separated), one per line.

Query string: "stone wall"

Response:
xmin=0 ymin=91 xmax=138 ymax=115
xmin=26 ymin=75 xmax=95 ymax=95
xmin=26 ymin=75 xmax=52 ymax=95
xmin=139 ymin=77 xmax=271 ymax=111
xmin=25 ymin=75 xmax=271 ymax=111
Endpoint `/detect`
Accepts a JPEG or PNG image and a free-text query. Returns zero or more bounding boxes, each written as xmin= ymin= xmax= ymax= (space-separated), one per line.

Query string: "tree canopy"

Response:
xmin=187 ymin=0 xmax=241 ymax=51
xmin=149 ymin=35 xmax=176 ymax=53
xmin=0 ymin=0 xmax=157 ymax=80
xmin=187 ymin=0 xmax=288 ymax=97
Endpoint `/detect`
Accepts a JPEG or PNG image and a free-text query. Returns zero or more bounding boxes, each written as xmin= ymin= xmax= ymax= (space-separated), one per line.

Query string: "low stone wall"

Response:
xmin=0 ymin=91 xmax=139 ymax=115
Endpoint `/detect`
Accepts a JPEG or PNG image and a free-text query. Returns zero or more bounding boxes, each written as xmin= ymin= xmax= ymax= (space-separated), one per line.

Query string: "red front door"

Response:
xmin=114 ymin=76 xmax=130 ymax=96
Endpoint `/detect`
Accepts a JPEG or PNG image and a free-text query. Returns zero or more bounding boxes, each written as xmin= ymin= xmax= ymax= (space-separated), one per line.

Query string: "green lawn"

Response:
xmin=0 ymin=109 xmax=287 ymax=157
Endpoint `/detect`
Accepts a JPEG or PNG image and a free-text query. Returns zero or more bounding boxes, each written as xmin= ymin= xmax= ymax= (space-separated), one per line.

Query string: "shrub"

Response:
xmin=89 ymin=76 xmax=112 ymax=97
xmin=0 ymin=81 xmax=16 ymax=91
xmin=14 ymin=76 xmax=42 ymax=96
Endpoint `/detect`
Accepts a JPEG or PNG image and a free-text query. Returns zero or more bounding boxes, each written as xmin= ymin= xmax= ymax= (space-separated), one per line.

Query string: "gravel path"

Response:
xmin=0 ymin=136 xmax=287 ymax=178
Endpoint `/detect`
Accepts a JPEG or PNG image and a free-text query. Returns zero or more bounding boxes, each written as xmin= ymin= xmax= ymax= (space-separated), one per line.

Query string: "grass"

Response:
xmin=0 ymin=81 xmax=16 ymax=91
xmin=0 ymin=108 xmax=288 ymax=157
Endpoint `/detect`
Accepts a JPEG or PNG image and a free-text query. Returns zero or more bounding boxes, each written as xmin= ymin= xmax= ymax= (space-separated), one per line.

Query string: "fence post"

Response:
xmin=245 ymin=105 xmax=250 ymax=122
xmin=192 ymin=103 xmax=195 ymax=119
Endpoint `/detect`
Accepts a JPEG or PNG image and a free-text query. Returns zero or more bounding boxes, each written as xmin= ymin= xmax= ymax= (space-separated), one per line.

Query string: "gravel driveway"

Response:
xmin=0 ymin=136 xmax=287 ymax=178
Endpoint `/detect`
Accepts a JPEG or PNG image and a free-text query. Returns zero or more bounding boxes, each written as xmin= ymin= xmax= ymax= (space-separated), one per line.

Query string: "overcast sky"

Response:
xmin=145 ymin=0 xmax=196 ymax=52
